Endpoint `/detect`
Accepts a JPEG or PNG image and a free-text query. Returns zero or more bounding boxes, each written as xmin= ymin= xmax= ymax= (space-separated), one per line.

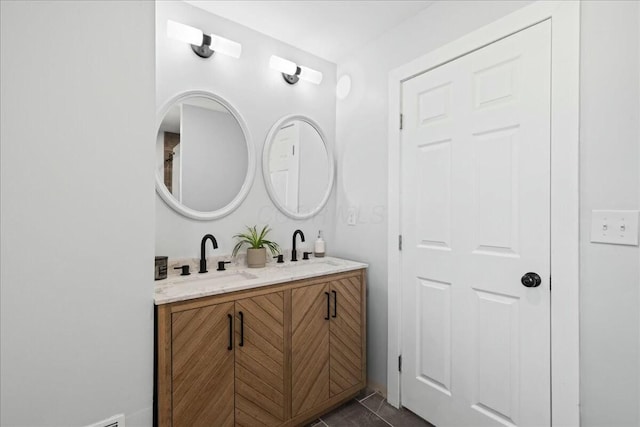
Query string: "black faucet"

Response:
xmin=291 ymin=229 xmax=305 ymax=262
xmin=199 ymin=234 xmax=218 ymax=273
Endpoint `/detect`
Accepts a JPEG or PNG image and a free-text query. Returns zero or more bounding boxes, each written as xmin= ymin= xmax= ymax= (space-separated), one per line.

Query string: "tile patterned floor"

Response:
xmin=305 ymin=389 xmax=435 ymax=427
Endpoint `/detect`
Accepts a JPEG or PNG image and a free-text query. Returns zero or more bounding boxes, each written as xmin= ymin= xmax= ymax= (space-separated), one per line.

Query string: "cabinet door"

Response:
xmin=329 ymin=277 xmax=363 ymax=396
xmin=172 ymin=302 xmax=235 ymax=427
xmin=291 ymin=283 xmax=330 ymax=417
xmin=235 ymin=293 xmax=286 ymax=426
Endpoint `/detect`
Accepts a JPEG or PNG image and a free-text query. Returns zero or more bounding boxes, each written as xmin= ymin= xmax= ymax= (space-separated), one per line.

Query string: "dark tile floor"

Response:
xmin=306 ymin=389 xmax=435 ymax=427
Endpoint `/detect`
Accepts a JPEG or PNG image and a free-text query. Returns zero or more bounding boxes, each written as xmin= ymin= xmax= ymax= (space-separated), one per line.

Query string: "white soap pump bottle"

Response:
xmin=314 ymin=230 xmax=326 ymax=258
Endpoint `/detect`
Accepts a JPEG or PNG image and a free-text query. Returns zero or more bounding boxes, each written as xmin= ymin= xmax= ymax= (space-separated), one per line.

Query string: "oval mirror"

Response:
xmin=263 ymin=115 xmax=334 ymax=219
xmin=155 ymin=91 xmax=254 ymax=220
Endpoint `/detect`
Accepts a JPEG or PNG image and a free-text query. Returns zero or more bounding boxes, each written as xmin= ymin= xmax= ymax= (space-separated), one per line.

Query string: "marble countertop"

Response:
xmin=154 ymin=256 xmax=367 ymax=305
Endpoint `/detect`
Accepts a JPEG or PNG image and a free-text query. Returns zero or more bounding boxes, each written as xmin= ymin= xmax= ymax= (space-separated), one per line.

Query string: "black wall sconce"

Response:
xmin=269 ymin=55 xmax=323 ymax=85
xmin=167 ymin=20 xmax=242 ymax=59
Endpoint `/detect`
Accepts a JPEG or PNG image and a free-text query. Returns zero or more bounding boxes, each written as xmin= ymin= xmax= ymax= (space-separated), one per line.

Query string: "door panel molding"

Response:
xmin=387 ymin=2 xmax=580 ymax=425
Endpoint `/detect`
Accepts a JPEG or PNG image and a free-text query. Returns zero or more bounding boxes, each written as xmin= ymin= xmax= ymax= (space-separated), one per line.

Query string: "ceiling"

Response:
xmin=184 ymin=1 xmax=434 ymax=63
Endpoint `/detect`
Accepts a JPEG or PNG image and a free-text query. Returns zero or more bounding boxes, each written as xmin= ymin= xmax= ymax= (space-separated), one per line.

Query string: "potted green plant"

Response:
xmin=232 ymin=225 xmax=281 ymax=268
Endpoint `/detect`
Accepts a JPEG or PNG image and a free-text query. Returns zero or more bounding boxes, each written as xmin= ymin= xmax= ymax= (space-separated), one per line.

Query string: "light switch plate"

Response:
xmin=590 ymin=210 xmax=639 ymax=246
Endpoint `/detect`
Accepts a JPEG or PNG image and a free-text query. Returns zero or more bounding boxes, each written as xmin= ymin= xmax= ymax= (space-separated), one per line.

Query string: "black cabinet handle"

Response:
xmin=332 ymin=290 xmax=337 ymax=318
xmin=227 ymin=314 xmax=233 ymax=351
xmin=239 ymin=311 xmax=244 ymax=347
xmin=324 ymin=292 xmax=330 ymax=320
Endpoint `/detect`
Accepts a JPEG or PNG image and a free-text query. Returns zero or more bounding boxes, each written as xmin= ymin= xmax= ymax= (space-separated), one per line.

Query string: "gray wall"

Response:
xmin=335 ymin=3 xmax=640 ymax=426
xmin=155 ymin=1 xmax=337 ymax=259
xmin=0 ymin=1 xmax=155 ymax=426
xmin=580 ymin=2 xmax=640 ymax=425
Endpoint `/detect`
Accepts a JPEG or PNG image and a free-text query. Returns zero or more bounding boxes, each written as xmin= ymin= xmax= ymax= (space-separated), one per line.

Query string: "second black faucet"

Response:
xmin=199 ymin=234 xmax=218 ymax=273
xmin=291 ymin=229 xmax=305 ymax=262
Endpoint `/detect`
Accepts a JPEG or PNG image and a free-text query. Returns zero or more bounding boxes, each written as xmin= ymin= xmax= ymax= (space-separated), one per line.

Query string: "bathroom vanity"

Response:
xmin=154 ymin=86 xmax=349 ymax=426
xmin=155 ymin=257 xmax=367 ymax=427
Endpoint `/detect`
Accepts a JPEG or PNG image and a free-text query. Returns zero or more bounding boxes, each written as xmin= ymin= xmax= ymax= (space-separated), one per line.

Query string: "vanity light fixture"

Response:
xmin=269 ymin=55 xmax=323 ymax=85
xmin=167 ymin=20 xmax=242 ymax=59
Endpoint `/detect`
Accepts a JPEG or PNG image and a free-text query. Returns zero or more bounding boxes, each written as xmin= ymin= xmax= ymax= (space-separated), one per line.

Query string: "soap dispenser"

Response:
xmin=314 ymin=230 xmax=326 ymax=258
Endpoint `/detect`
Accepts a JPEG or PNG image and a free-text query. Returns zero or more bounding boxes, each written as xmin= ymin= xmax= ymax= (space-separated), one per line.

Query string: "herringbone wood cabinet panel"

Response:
xmin=235 ymin=292 xmax=286 ymax=426
xmin=171 ymin=302 xmax=235 ymax=427
xmin=329 ymin=278 xmax=363 ymax=396
xmin=291 ymin=283 xmax=331 ymax=416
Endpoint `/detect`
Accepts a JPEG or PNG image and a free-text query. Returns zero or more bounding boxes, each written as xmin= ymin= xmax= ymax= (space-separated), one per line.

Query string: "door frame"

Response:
xmin=386 ymin=1 xmax=580 ymax=425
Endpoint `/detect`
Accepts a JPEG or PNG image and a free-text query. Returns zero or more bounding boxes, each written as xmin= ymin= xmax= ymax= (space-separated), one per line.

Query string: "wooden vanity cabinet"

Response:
xmin=290 ymin=276 xmax=364 ymax=422
xmin=329 ymin=277 xmax=364 ymax=396
xmin=291 ymin=283 xmax=331 ymax=417
xmin=169 ymin=301 xmax=235 ymax=427
xmin=234 ymin=292 xmax=288 ymax=426
xmin=156 ymin=269 xmax=365 ymax=427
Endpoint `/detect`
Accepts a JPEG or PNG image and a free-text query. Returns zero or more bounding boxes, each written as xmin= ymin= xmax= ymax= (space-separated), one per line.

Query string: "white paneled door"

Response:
xmin=400 ymin=21 xmax=551 ymax=427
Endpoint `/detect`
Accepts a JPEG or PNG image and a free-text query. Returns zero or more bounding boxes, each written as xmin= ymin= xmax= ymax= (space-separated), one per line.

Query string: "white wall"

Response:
xmin=0 ymin=1 xmax=155 ymax=426
xmin=580 ymin=2 xmax=640 ymax=426
xmin=334 ymin=0 xmax=534 ymax=391
xmin=336 ymin=4 xmax=640 ymax=426
xmin=156 ymin=1 xmax=337 ymax=259
xmin=298 ymin=122 xmax=330 ymax=212
xmin=181 ymin=105 xmax=247 ymax=212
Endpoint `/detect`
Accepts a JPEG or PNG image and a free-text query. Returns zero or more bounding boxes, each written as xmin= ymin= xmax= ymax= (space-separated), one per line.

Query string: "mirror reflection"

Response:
xmin=156 ymin=95 xmax=249 ymax=214
xmin=264 ymin=117 xmax=332 ymax=218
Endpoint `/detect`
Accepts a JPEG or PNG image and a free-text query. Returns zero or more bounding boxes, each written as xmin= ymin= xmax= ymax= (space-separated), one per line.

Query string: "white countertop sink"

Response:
xmin=154 ymin=256 xmax=367 ymax=305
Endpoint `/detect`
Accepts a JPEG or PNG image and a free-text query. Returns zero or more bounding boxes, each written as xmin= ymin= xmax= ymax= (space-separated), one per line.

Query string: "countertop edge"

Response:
xmin=154 ymin=260 xmax=367 ymax=305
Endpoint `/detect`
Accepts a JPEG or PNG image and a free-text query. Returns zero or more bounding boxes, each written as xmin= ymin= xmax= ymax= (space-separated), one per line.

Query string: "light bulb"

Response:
xmin=210 ymin=34 xmax=242 ymax=59
xmin=270 ymin=55 xmax=298 ymax=76
xmin=167 ymin=20 xmax=203 ymax=46
xmin=299 ymin=66 xmax=323 ymax=85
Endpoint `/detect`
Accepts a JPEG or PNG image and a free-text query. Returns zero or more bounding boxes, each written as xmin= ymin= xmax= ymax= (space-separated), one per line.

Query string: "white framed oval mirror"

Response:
xmin=263 ymin=115 xmax=334 ymax=219
xmin=155 ymin=90 xmax=255 ymax=220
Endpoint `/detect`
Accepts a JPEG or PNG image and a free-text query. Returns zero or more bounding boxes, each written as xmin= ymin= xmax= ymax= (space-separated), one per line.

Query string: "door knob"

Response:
xmin=521 ymin=272 xmax=542 ymax=288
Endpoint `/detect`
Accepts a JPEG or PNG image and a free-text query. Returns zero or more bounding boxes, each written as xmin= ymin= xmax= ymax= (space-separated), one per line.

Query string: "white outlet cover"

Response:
xmin=590 ymin=210 xmax=639 ymax=246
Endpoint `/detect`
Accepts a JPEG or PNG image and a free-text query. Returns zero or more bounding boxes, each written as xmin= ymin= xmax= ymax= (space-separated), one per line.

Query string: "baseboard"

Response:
xmin=367 ymin=380 xmax=388 ymax=399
